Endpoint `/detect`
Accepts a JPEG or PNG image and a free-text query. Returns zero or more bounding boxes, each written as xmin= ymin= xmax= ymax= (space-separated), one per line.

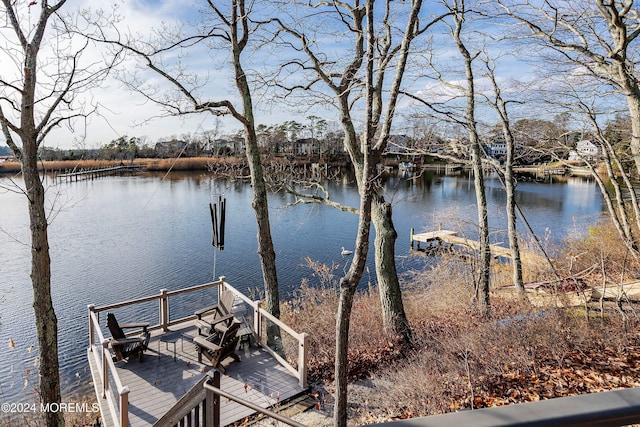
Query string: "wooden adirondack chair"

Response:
xmin=106 ymin=312 xmax=150 ymax=362
xmin=194 ymin=289 xmax=235 ymax=336
xmin=194 ymin=320 xmax=241 ymax=373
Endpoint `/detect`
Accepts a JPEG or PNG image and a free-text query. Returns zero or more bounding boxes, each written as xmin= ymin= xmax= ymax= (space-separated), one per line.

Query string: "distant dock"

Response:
xmin=57 ymin=165 xmax=142 ymax=182
xmin=410 ymin=228 xmax=512 ymax=259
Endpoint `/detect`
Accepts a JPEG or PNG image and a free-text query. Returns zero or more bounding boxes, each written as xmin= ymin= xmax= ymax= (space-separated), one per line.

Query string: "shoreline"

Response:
xmin=0 ymin=156 xmax=351 ymax=174
xmin=0 ymin=157 xmax=600 ymax=178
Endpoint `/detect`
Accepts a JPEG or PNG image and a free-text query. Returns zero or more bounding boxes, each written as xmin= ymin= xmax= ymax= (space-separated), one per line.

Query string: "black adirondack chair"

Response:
xmin=106 ymin=312 xmax=150 ymax=362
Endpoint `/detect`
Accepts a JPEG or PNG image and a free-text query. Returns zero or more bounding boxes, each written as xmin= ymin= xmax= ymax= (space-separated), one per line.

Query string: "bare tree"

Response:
xmin=0 ymin=1 xmax=115 ymax=425
xmin=273 ymin=0 xmax=439 ymax=344
xmin=199 ymin=118 xmax=223 ymax=155
xmin=551 ymin=90 xmax=640 ymax=259
xmin=451 ymin=0 xmax=491 ymax=313
xmin=496 ymin=0 xmax=640 ymax=258
xmin=481 ymin=58 xmax=527 ymax=299
xmin=405 ymin=0 xmax=492 ymax=313
xmin=85 ymin=0 xmax=283 ymax=333
xmin=272 ymin=1 xmax=425 ymax=423
xmin=498 ymin=0 xmax=640 ymax=175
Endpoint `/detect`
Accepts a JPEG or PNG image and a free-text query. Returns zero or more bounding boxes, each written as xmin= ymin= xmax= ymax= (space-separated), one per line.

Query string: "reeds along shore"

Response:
xmin=0 ymin=157 xmax=246 ymax=174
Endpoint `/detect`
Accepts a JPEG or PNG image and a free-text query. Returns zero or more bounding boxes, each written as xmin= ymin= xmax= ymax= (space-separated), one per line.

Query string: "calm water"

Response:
xmin=0 ymin=170 xmax=603 ymax=403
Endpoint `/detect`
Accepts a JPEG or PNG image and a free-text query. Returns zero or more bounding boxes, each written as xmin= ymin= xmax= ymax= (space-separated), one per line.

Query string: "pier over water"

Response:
xmin=57 ymin=165 xmax=142 ymax=182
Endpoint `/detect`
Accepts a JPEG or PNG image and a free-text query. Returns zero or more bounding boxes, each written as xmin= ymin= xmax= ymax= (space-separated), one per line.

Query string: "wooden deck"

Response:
xmin=411 ymin=229 xmax=513 ymax=259
xmin=495 ymin=278 xmax=640 ymax=308
xmin=88 ymin=321 xmax=306 ymax=426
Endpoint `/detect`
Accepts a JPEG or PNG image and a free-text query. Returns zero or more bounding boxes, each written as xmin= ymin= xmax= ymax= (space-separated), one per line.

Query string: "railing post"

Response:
xmin=254 ymin=302 xmax=262 ymax=346
xmin=88 ymin=304 xmax=95 ymax=351
xmin=160 ymin=288 xmax=169 ymax=331
xmin=204 ymin=371 xmax=220 ymax=427
xmin=213 ymin=370 xmax=220 ymax=427
xmin=217 ymin=284 xmax=222 ymax=302
xmin=101 ymin=339 xmax=110 ymax=398
xmin=298 ymin=333 xmax=309 ymax=388
xmin=119 ymin=386 xmax=129 ymax=427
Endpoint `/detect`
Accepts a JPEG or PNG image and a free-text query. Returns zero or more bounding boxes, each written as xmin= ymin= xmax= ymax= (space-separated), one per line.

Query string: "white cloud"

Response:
xmin=1 ymin=0 xmax=268 ymax=149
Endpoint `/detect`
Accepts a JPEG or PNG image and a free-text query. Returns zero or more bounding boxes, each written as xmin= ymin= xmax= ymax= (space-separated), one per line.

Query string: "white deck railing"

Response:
xmin=87 ymin=310 xmax=129 ymax=427
xmin=220 ymin=281 xmax=309 ymax=388
xmin=86 ymin=277 xmax=309 ymax=427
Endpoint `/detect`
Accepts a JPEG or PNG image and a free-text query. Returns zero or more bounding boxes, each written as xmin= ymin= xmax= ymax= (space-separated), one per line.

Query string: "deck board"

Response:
xmin=90 ymin=322 xmax=306 ymax=426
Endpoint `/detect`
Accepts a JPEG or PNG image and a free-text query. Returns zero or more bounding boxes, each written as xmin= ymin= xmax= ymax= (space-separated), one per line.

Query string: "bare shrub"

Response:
xmin=281 ymin=259 xmax=406 ymax=382
xmin=402 ymin=257 xmax=475 ymax=318
xmin=282 ymin=229 xmax=640 ymax=424
xmin=281 ymin=278 xmax=339 ymax=378
xmin=369 ymin=306 xmax=640 ymax=419
xmin=561 ymin=219 xmax=640 ymax=281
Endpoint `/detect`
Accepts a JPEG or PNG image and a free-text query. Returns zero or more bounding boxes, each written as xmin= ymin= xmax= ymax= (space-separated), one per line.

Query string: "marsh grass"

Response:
xmin=0 ymin=156 xmax=319 ymax=175
xmin=0 ymin=157 xmax=248 ymax=174
xmin=0 ymin=159 xmax=127 ymax=173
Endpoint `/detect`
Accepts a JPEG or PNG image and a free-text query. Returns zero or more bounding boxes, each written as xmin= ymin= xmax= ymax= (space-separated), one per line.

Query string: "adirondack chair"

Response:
xmin=194 ymin=290 xmax=235 ymax=336
xmin=194 ymin=320 xmax=241 ymax=373
xmin=106 ymin=312 xmax=150 ymax=362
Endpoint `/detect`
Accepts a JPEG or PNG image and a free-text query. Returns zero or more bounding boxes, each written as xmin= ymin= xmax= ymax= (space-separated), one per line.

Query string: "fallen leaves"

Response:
xmin=309 ymin=338 xmax=409 ymax=382
xmin=465 ymin=345 xmax=640 ymax=409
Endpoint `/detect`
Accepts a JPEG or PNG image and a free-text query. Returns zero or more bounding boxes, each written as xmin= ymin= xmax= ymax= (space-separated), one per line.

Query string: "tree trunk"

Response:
xmin=244 ymin=124 xmax=280 ymax=319
xmin=245 ymin=124 xmax=282 ymax=349
xmin=504 ymin=159 xmax=525 ymax=298
xmin=333 ymin=283 xmax=356 ymax=426
xmin=491 ymin=70 xmax=526 ymax=299
xmin=334 ymin=160 xmax=375 ymax=427
xmin=340 ymin=59 xmax=412 ymax=344
xmin=22 ymin=142 xmax=64 ymax=427
xmin=371 ymin=196 xmax=411 ymax=342
xmin=625 ymin=93 xmax=640 ymax=175
xmin=231 ymin=1 xmax=279 ymax=318
xmin=470 ymin=147 xmax=491 ymax=314
xmin=452 ymin=2 xmax=491 ymax=315
xmin=231 ymin=1 xmax=281 ymax=352
xmin=21 ymin=31 xmax=64 ymax=426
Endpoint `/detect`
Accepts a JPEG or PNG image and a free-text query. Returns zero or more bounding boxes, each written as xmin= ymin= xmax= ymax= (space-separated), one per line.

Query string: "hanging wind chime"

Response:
xmin=210 ymin=194 xmax=226 ymax=279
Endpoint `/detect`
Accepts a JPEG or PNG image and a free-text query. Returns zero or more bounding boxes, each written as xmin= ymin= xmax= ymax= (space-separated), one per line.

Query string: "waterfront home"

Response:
xmin=568 ymin=139 xmax=602 ymax=162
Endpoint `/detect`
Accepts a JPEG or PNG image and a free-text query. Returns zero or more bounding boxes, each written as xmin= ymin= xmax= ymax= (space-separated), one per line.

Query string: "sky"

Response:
xmin=67 ymin=0 xmax=292 ymax=149
xmin=0 ymin=0 xmax=570 ymax=151
xmin=0 ymin=0 xmax=299 ymax=150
